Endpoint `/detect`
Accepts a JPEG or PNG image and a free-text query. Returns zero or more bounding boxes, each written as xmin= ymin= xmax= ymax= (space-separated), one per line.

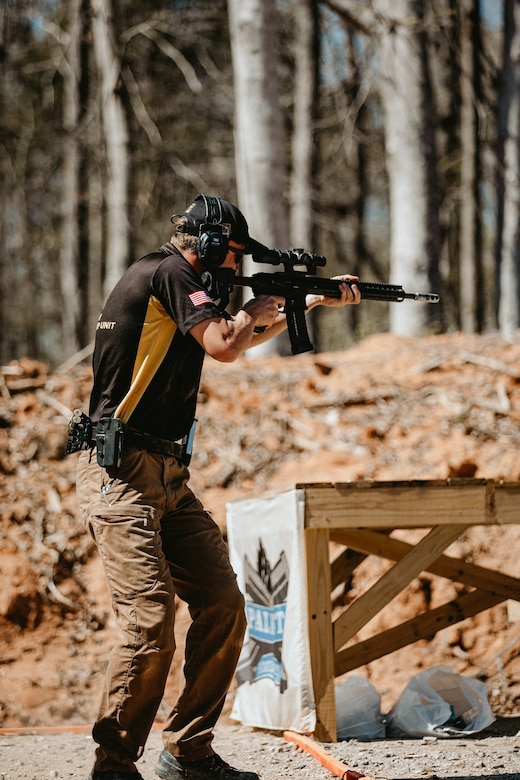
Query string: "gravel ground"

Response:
xmin=2 ymin=717 xmax=520 ymax=780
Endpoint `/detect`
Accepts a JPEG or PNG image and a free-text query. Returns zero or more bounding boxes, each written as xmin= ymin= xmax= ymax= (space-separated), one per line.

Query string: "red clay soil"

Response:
xmin=0 ymin=331 xmax=519 ymax=728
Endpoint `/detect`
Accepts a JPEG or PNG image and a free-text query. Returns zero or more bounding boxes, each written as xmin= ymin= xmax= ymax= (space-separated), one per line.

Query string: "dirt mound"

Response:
xmin=1 ymin=331 xmax=520 ymax=727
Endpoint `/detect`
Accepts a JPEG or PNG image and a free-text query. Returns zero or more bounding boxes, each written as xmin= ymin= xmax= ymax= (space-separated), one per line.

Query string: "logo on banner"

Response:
xmin=236 ymin=540 xmax=289 ymax=692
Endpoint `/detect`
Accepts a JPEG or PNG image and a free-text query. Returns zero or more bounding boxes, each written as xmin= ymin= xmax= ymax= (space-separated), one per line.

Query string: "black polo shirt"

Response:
xmin=89 ymin=243 xmax=227 ymax=441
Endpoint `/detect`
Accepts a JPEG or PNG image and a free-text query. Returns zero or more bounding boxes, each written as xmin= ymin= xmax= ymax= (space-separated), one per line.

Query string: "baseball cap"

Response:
xmin=175 ymin=194 xmax=252 ymax=252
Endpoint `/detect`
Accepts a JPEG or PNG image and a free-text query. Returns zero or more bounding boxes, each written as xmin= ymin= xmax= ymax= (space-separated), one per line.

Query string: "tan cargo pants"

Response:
xmin=76 ymin=447 xmax=246 ymax=773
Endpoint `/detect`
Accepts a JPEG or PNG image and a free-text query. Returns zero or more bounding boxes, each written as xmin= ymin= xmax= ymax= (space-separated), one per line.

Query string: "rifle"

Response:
xmin=202 ymin=241 xmax=440 ymax=355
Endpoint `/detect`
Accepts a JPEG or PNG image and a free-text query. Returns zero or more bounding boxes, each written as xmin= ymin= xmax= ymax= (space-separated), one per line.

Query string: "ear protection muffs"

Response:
xmin=196 ymin=196 xmax=229 ymax=269
xmin=173 ymin=195 xmax=232 ymax=268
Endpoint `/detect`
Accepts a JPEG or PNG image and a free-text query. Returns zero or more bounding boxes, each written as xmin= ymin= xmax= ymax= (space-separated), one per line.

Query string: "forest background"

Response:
xmin=0 ymin=0 xmax=518 ymax=367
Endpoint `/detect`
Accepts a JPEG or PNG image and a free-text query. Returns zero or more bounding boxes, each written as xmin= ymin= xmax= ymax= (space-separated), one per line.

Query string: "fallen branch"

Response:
xmin=55 ymin=342 xmax=94 ymax=374
xmin=46 ymin=578 xmax=80 ymax=611
xmin=0 ymin=373 xmax=10 ymax=401
xmin=460 ymin=350 xmax=520 ymax=379
xmin=37 ymin=390 xmax=73 ymax=419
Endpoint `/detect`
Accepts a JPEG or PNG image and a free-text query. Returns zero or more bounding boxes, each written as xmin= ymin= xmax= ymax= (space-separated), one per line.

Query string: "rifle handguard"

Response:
xmin=353 ymin=282 xmax=440 ymax=304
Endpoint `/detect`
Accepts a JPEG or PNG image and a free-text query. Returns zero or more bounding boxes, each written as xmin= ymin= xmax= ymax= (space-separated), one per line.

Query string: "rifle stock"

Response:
xmin=202 ymin=265 xmax=439 ymax=355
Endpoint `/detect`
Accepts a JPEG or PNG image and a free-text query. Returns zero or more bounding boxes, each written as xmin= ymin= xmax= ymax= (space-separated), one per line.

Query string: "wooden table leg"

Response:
xmin=305 ymin=527 xmax=336 ymax=741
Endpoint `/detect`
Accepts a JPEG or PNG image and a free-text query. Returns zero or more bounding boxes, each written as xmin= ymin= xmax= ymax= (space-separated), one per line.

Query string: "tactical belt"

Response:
xmin=89 ymin=425 xmax=185 ymax=460
xmin=66 ymin=409 xmax=193 ymax=467
xmin=124 ymin=428 xmax=185 ymax=460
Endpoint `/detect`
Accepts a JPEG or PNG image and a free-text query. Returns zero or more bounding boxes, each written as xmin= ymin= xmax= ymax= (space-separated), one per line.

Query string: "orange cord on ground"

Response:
xmin=283 ymin=730 xmax=373 ymax=780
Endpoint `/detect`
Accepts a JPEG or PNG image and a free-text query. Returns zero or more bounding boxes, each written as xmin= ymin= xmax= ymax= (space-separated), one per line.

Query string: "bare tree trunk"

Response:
xmin=315 ymin=24 xmax=376 ymax=351
xmin=433 ymin=0 xmax=460 ymax=332
xmin=459 ymin=0 xmax=483 ymax=333
xmin=91 ymin=0 xmax=130 ymax=299
xmin=289 ymin=0 xmax=318 ymax=250
xmin=497 ymin=0 xmax=520 ymax=339
xmin=227 ymin=0 xmax=286 ymax=250
xmin=343 ymin=27 xmax=375 ymax=334
xmin=75 ymin=0 xmax=93 ymax=348
xmin=227 ymin=0 xmax=288 ymax=354
xmin=375 ymin=0 xmax=440 ymax=336
xmin=288 ymin=0 xmax=319 ymax=350
xmin=59 ymin=0 xmax=82 ymax=357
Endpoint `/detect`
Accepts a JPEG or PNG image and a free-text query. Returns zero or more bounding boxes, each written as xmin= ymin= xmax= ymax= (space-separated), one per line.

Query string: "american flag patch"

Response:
xmin=189 ymin=289 xmax=214 ymax=307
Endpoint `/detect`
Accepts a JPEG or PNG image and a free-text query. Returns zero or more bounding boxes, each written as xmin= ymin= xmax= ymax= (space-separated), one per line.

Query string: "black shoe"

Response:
xmin=155 ymin=749 xmax=259 ymax=780
xmin=87 ymin=770 xmax=144 ymax=780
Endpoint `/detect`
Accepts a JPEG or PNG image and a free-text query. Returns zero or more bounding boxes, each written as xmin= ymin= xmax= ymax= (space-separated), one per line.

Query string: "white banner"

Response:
xmin=227 ymin=489 xmax=316 ymax=733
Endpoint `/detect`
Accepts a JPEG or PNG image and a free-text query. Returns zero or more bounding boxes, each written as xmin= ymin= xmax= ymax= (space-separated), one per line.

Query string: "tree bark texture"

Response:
xmin=289 ymin=0 xmax=318 ymax=251
xmin=228 ymin=0 xmax=288 ymax=355
xmin=91 ymin=0 xmax=130 ymax=299
xmin=59 ymin=0 xmax=82 ymax=356
xmin=459 ymin=0 xmax=483 ymax=333
xmin=498 ymin=0 xmax=520 ymax=339
xmin=375 ymin=0 xmax=440 ymax=336
xmin=227 ymin=0 xmax=287 ymax=253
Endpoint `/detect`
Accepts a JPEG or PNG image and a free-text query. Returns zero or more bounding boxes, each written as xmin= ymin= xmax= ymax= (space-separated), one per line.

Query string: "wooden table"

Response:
xmin=300 ymin=479 xmax=520 ymax=741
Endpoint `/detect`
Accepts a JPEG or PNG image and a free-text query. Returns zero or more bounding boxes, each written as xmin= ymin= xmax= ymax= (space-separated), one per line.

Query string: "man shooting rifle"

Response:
xmin=73 ymin=194 xmax=360 ymax=780
xmin=202 ymin=239 xmax=440 ymax=354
